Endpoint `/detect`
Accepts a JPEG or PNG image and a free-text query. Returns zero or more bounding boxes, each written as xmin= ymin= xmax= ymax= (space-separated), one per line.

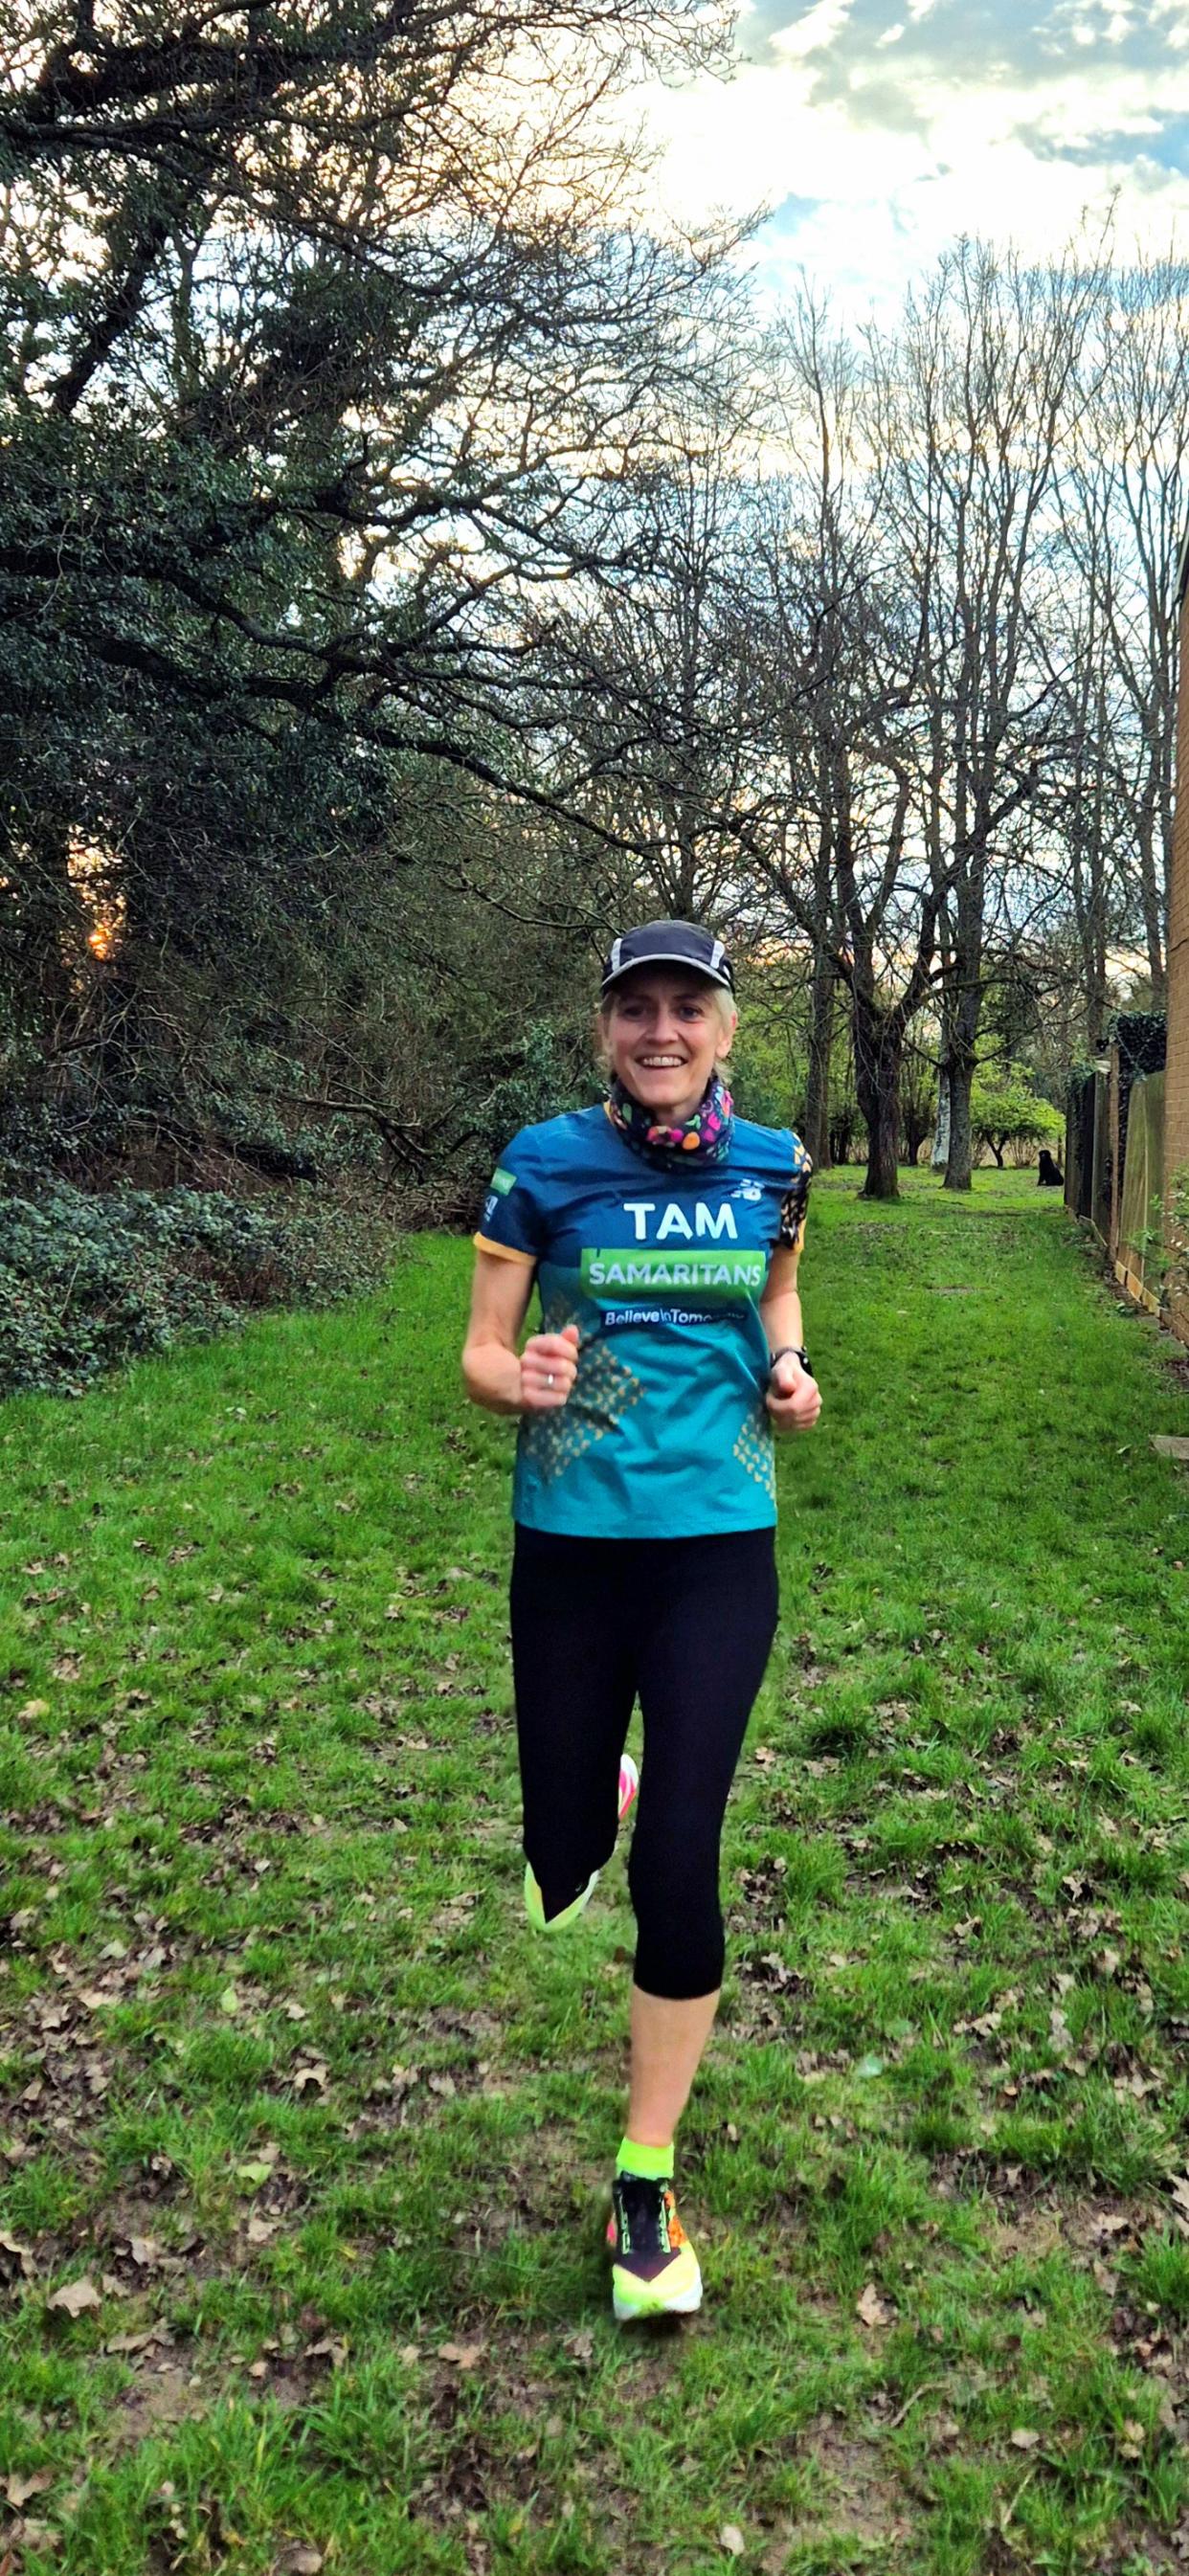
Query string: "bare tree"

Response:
xmin=752 ymin=297 xmax=936 ymax=1198
xmin=1036 ymin=544 xmax=1135 ymax=1044
xmin=1057 ymin=249 xmax=1189 ymax=1008
xmin=879 ymin=241 xmax=1096 ymax=1188
xmin=535 ymin=350 xmax=774 ymax=940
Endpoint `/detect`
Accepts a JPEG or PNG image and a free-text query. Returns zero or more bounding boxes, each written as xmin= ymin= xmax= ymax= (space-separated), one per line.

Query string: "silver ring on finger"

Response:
xmin=546 ymin=1372 xmax=555 ymax=1387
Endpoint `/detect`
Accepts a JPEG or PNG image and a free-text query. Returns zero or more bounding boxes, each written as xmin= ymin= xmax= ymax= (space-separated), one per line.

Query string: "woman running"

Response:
xmin=461 ymin=919 xmax=819 ymax=2322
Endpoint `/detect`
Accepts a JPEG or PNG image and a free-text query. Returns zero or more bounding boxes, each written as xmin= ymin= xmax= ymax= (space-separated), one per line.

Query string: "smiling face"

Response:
xmin=602 ymin=968 xmax=736 ymax=1126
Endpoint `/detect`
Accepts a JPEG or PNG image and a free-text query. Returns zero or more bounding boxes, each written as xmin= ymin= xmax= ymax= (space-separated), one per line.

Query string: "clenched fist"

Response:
xmin=520 ymin=1320 xmax=581 ymax=1413
xmin=765 ymin=1351 xmax=821 ymax=1435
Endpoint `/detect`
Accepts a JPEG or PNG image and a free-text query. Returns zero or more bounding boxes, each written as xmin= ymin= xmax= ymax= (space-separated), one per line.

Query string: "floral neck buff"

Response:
xmin=607 ymin=1068 xmax=734 ymax=1168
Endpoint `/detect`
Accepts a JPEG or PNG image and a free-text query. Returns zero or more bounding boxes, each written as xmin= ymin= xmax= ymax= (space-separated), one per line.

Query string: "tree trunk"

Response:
xmin=803 ymin=939 xmax=834 ymax=1169
xmin=931 ymin=1060 xmax=951 ymax=1168
xmin=829 ymin=1109 xmax=856 ymax=1165
xmin=1136 ymin=807 xmax=1166 ymax=1006
xmin=853 ymin=993 xmax=902 ymax=1199
xmin=944 ymin=948 xmax=980 ymax=1190
xmin=945 ymin=1052 xmax=975 ymax=1191
xmin=903 ymin=1108 xmax=931 ymax=1164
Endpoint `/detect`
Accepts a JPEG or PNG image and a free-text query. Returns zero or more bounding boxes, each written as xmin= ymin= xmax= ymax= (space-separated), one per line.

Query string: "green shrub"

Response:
xmin=0 ymin=1182 xmax=393 ymax=1398
xmin=970 ymin=1066 xmax=1065 ymax=1167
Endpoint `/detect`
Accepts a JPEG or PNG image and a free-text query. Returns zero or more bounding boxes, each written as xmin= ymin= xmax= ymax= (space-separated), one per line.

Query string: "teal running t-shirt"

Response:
xmin=474 ymin=1105 xmax=811 ymax=1537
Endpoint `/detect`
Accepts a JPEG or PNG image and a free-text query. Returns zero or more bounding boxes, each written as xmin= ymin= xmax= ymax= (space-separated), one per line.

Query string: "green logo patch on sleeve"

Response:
xmin=491 ymin=1167 xmax=517 ymax=1195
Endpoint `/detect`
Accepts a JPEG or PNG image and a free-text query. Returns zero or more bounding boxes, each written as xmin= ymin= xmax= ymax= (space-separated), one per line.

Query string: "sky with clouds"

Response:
xmin=640 ymin=0 xmax=1189 ymax=319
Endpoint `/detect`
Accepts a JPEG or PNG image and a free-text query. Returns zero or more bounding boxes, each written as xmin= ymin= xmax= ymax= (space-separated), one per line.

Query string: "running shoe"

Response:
xmin=524 ymin=1753 xmax=639 ymax=1933
xmin=606 ymin=2169 xmax=703 ymax=2322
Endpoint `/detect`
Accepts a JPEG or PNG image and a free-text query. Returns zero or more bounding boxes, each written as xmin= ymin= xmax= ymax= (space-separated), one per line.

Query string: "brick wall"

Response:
xmin=1163 ymin=528 xmax=1189 ymax=1342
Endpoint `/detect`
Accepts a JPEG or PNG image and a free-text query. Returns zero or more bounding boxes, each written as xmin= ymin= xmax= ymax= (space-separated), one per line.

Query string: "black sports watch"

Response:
xmin=768 ymin=1343 xmax=812 ymax=1378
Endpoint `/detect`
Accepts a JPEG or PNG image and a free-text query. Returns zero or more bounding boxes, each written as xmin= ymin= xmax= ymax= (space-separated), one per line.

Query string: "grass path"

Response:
xmin=0 ymin=1170 xmax=1186 ymax=2576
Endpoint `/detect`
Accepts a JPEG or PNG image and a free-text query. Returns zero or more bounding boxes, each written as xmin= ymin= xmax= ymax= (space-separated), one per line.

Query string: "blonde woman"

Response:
xmin=462 ymin=920 xmax=819 ymax=2322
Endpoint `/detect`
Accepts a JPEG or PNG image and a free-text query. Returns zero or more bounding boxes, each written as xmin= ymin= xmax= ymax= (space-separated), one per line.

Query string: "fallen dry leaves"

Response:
xmin=46 ymin=2276 xmax=101 ymax=2318
xmin=4 ymin=2473 xmax=52 ymax=2512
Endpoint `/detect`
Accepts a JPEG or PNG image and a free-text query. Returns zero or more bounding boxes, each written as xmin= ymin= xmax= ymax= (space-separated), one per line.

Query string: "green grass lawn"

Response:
xmin=1 ymin=1167 xmax=1186 ymax=2576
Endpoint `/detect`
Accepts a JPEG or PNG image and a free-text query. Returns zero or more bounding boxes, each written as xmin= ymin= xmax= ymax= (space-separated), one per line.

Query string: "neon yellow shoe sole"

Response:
xmin=524 ymin=1754 xmax=639 ymax=1933
xmin=524 ymin=1859 xmax=599 ymax=1933
xmin=606 ymin=2169 xmax=703 ymax=2322
xmin=611 ymin=2239 xmax=703 ymax=2322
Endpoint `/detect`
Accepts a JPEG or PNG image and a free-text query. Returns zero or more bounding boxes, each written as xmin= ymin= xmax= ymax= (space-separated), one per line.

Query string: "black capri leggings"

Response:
xmin=509 ymin=1523 xmax=779 ymax=2001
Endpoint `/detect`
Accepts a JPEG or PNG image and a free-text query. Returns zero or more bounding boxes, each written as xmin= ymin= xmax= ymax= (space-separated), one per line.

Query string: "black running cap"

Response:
xmin=600 ymin=920 xmax=734 ymax=996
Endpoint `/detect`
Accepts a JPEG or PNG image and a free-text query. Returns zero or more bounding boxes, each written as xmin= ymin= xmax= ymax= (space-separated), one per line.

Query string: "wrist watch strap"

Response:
xmin=768 ymin=1343 xmax=812 ymax=1378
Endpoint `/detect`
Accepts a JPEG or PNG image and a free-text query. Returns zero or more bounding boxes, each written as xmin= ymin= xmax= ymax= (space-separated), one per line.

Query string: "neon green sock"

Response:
xmin=616 ymin=2135 xmax=674 ymax=2182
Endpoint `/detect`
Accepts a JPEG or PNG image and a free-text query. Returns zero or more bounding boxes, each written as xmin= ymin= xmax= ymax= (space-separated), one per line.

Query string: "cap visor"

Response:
xmin=600 ymin=951 xmax=733 ymax=992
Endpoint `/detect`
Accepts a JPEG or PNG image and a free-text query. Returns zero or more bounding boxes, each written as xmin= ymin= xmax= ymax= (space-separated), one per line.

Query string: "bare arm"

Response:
xmin=758 ymin=1238 xmax=820 ymax=1434
xmin=757 ymin=1238 xmax=806 ymax=1359
xmin=461 ymin=1247 xmax=580 ymax=1417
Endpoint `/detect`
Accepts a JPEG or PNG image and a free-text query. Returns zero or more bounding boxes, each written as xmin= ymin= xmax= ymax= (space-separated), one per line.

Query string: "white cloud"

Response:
xmin=770 ymin=0 xmax=858 ymax=57
xmin=635 ymin=0 xmax=1189 ymax=319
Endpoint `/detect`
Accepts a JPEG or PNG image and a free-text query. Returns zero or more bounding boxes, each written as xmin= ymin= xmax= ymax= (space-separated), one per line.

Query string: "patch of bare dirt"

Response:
xmin=1058 ymin=2195 xmax=1153 ymax=2262
xmin=396 ymin=2350 xmax=567 ymax=2557
xmin=112 ymin=2361 xmax=202 ymax=2447
xmin=1091 ymin=2522 xmax=1189 ymax=2571
xmin=347 ymin=2045 xmax=541 ymax=2139
xmin=765 ymin=2414 xmax=913 ymax=2565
